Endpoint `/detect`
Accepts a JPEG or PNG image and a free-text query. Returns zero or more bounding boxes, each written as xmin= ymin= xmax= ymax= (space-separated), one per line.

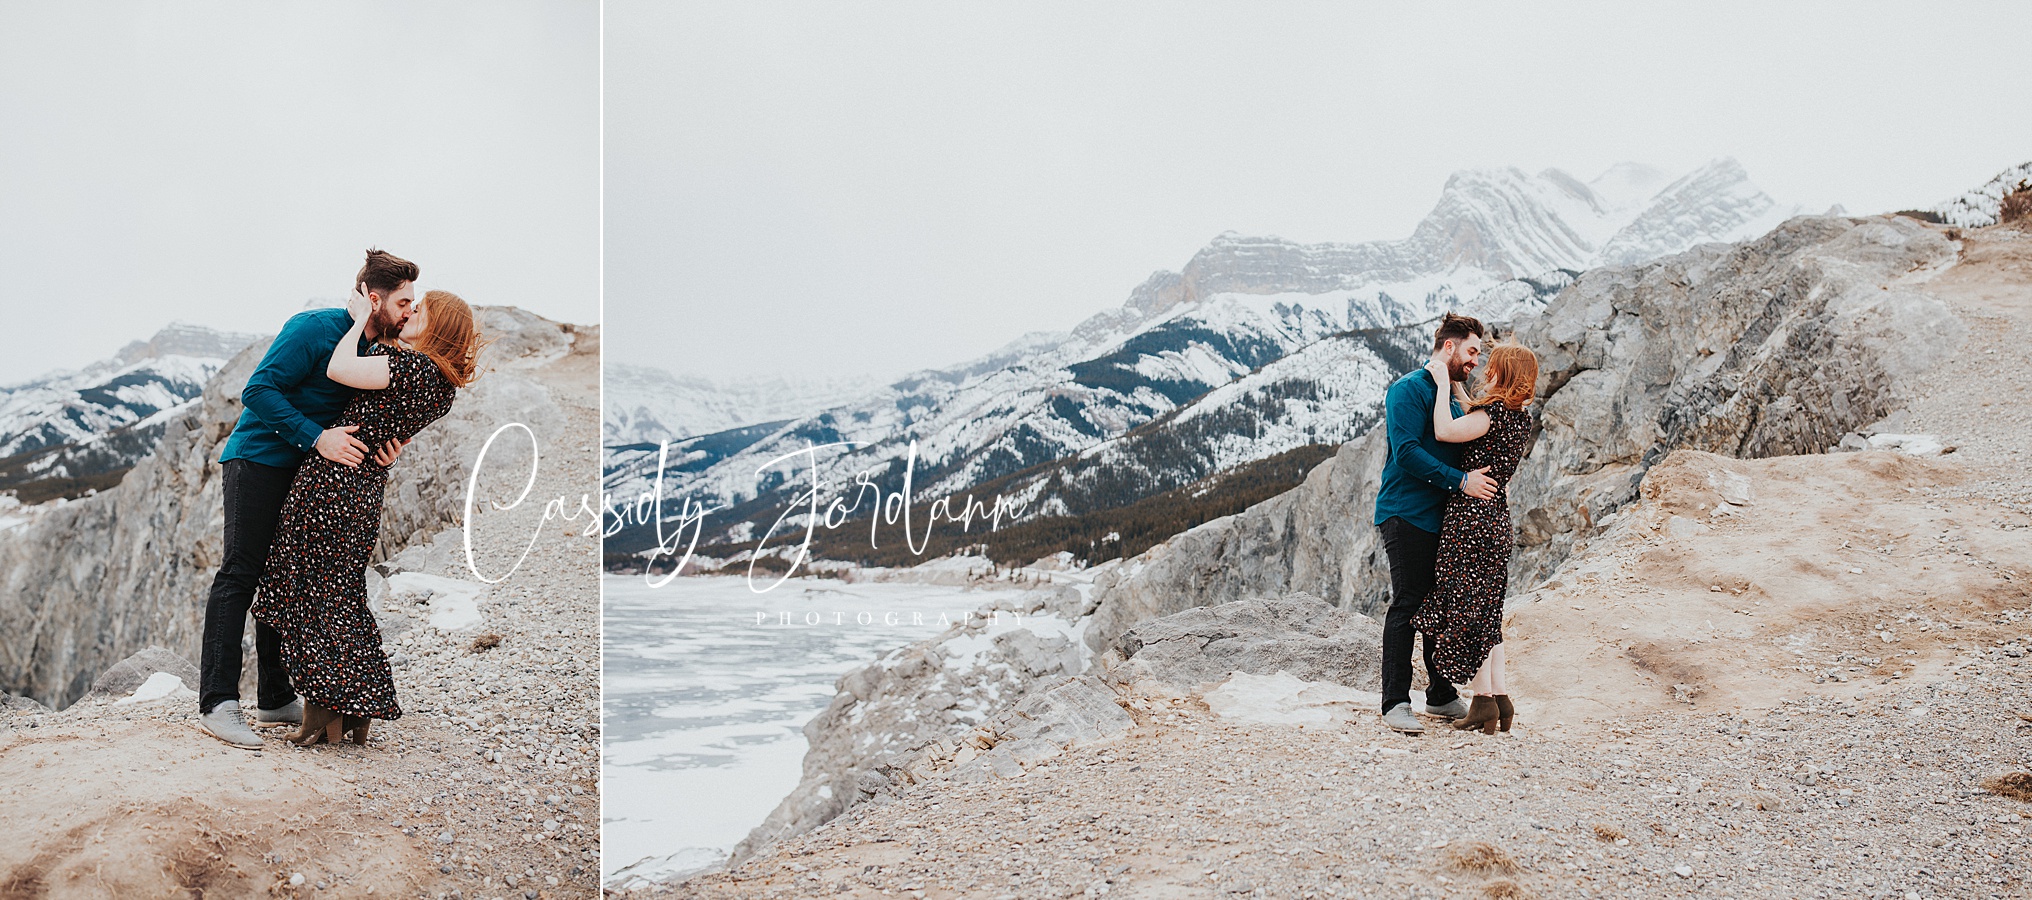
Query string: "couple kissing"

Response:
xmin=197 ymin=248 xmax=483 ymax=750
xmin=1375 ymin=312 xmax=1540 ymax=736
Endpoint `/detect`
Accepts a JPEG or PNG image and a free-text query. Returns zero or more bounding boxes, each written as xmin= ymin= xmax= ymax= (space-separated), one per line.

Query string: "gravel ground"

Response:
xmin=646 ymin=669 xmax=2030 ymax=899
xmin=1897 ymin=222 xmax=2032 ymax=515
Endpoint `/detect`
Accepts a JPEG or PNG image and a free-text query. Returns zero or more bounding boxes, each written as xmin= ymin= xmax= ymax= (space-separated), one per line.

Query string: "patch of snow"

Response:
xmin=115 ymin=671 xmax=194 ymax=705
xmin=1204 ymin=671 xmax=1379 ymax=727
xmin=387 ymin=571 xmax=489 ymax=630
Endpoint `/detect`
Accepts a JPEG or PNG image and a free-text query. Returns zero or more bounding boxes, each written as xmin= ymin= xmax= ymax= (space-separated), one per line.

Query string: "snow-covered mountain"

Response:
xmin=1932 ymin=160 xmax=2032 ymax=228
xmin=603 ymin=159 xmax=1794 ymax=558
xmin=0 ymin=322 xmax=259 ymax=500
xmin=603 ymin=364 xmax=878 ymax=446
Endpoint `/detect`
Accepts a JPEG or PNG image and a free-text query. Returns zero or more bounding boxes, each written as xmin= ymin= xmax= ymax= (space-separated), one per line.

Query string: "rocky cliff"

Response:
xmin=1081 ymin=214 xmax=1964 ymax=654
xmin=0 ymin=307 xmax=594 ymax=708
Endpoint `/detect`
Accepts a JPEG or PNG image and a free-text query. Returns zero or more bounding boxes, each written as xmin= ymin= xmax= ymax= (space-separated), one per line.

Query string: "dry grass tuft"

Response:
xmin=1481 ymin=880 xmax=1532 ymax=899
xmin=1984 ymin=772 xmax=2032 ymax=802
xmin=2001 ymin=189 xmax=2032 ymax=224
xmin=1591 ymin=823 xmax=1624 ymax=842
xmin=1447 ymin=841 xmax=1519 ymax=875
xmin=468 ymin=633 xmax=503 ymax=652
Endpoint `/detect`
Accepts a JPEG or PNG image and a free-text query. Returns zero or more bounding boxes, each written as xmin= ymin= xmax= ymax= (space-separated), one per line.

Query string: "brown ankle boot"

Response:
xmin=1493 ymin=695 xmax=1514 ymax=732
xmin=290 ymin=701 xmax=338 ymax=746
xmin=343 ymin=714 xmax=372 ymax=745
xmin=1453 ymin=696 xmax=1499 ymax=734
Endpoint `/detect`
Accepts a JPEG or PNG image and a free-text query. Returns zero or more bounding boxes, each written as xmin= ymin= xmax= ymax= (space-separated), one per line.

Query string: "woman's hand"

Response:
xmin=347 ymin=285 xmax=371 ymax=322
xmin=1425 ymin=358 xmax=1451 ymax=387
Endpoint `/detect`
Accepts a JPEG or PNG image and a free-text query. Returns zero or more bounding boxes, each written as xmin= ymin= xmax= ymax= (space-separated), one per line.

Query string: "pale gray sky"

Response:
xmin=606 ymin=1 xmax=2032 ymax=384
xmin=0 ymin=1 xmax=597 ymax=384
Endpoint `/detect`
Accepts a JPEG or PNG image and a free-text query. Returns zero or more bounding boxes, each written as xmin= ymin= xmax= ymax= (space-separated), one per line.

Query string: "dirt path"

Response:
xmin=642 ymin=222 xmax=2032 ymax=899
xmin=0 ymin=331 xmax=602 ymax=900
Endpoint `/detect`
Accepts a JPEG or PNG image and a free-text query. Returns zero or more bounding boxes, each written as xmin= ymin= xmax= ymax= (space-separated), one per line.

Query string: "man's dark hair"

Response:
xmin=1432 ymin=311 xmax=1486 ymax=351
xmin=355 ymin=248 xmax=420 ymax=297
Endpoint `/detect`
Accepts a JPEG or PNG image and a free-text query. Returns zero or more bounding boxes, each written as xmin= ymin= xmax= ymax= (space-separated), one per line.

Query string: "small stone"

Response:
xmin=289 ymin=873 xmax=305 ymax=886
xmin=1673 ymin=865 xmax=1694 ymax=878
xmin=437 ymin=831 xmax=455 ymax=845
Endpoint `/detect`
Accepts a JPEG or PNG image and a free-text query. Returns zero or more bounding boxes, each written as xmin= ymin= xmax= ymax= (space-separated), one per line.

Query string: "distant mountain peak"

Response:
xmin=111 ymin=322 xmax=263 ymax=368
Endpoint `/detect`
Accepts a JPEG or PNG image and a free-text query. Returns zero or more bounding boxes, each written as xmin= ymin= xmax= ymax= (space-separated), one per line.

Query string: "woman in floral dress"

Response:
xmin=252 ymin=288 xmax=481 ymax=746
xmin=1410 ymin=343 xmax=1538 ymax=735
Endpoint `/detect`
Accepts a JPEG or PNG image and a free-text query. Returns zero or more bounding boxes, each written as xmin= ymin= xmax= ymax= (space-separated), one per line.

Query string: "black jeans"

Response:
xmin=198 ymin=458 xmax=301 ymax=714
xmin=1378 ymin=515 xmax=1461 ymax=713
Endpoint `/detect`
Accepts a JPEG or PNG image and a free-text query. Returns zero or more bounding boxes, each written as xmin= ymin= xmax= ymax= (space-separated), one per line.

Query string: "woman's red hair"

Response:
xmin=1470 ymin=343 xmax=1539 ymax=411
xmin=412 ymin=290 xmax=483 ymax=387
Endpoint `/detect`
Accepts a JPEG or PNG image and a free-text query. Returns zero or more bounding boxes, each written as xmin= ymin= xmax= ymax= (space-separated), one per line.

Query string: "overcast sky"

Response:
xmin=606 ymin=1 xmax=2032 ymax=384
xmin=0 ymin=1 xmax=597 ymax=384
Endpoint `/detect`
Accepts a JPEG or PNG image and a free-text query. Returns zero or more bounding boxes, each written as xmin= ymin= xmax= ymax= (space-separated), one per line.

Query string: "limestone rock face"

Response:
xmin=1082 ymin=215 xmax=1964 ymax=654
xmin=1114 ymin=592 xmax=1384 ymax=695
xmin=0 ymin=308 xmax=593 ymax=708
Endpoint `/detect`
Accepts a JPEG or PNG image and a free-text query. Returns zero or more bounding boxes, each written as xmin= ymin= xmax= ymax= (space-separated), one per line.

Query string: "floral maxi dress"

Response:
xmin=252 ymin=346 xmax=457 ymax=720
xmin=1411 ymin=402 xmax=1533 ymax=685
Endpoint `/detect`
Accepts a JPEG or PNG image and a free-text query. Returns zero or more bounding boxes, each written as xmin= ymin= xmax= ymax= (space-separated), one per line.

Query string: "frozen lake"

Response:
xmin=599 ymin=573 xmax=1011 ymax=886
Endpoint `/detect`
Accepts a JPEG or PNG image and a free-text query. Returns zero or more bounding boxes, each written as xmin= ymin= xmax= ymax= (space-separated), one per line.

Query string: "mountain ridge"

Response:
xmin=603 ymin=159 xmax=1796 ymax=566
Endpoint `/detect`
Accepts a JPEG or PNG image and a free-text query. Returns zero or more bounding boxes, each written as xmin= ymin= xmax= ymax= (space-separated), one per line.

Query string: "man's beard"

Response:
xmin=367 ymin=307 xmax=406 ymax=339
xmin=1447 ymin=353 xmax=1473 ymax=382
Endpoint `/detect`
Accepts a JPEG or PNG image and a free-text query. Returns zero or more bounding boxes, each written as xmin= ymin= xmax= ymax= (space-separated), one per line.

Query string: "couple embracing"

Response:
xmin=1375 ymin=312 xmax=1539 ymax=736
xmin=197 ymin=248 xmax=483 ymax=749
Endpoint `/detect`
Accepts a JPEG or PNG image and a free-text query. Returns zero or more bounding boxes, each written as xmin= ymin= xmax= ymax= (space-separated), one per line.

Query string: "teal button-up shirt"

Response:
xmin=218 ymin=308 xmax=371 ymax=468
xmin=1372 ymin=367 xmax=1468 ymax=534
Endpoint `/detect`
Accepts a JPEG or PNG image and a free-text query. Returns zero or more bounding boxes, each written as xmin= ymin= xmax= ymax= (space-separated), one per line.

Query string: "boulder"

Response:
xmin=87 ymin=647 xmax=198 ymax=698
xmin=1114 ymin=592 xmax=1383 ymax=694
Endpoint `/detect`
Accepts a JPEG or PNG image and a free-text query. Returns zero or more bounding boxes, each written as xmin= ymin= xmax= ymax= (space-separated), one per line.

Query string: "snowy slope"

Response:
xmin=1932 ymin=160 xmax=2032 ymax=228
xmin=0 ymin=323 xmax=258 ymax=460
xmin=604 ymin=364 xmax=878 ymax=445
xmin=0 ymin=323 xmax=258 ymax=500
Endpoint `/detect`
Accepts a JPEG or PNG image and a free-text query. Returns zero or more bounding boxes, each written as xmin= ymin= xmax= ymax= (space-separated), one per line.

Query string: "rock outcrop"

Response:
xmin=1082 ymin=214 xmax=1965 ymax=654
xmin=0 ymin=307 xmax=594 ymax=708
xmin=1111 ymin=591 xmax=1383 ymax=695
xmin=726 ymin=583 xmax=1099 ymax=866
xmin=86 ymin=646 xmax=198 ymax=700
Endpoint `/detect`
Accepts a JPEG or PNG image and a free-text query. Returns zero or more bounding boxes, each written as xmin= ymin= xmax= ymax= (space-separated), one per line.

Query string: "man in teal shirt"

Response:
xmin=1374 ymin=312 xmax=1498 ymax=735
xmin=198 ymin=249 xmax=418 ymax=749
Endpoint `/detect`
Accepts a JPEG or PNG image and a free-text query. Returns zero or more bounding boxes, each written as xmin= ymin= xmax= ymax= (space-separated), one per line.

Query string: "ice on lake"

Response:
xmin=600 ymin=573 xmax=1013 ymax=886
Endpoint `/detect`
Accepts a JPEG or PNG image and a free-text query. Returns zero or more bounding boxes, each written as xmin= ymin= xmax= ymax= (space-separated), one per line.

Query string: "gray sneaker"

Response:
xmin=200 ymin=701 xmax=265 ymax=750
xmin=1423 ymin=696 xmax=1470 ymax=719
xmin=1381 ymin=702 xmax=1425 ymax=734
xmin=255 ymin=698 xmax=303 ymax=726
